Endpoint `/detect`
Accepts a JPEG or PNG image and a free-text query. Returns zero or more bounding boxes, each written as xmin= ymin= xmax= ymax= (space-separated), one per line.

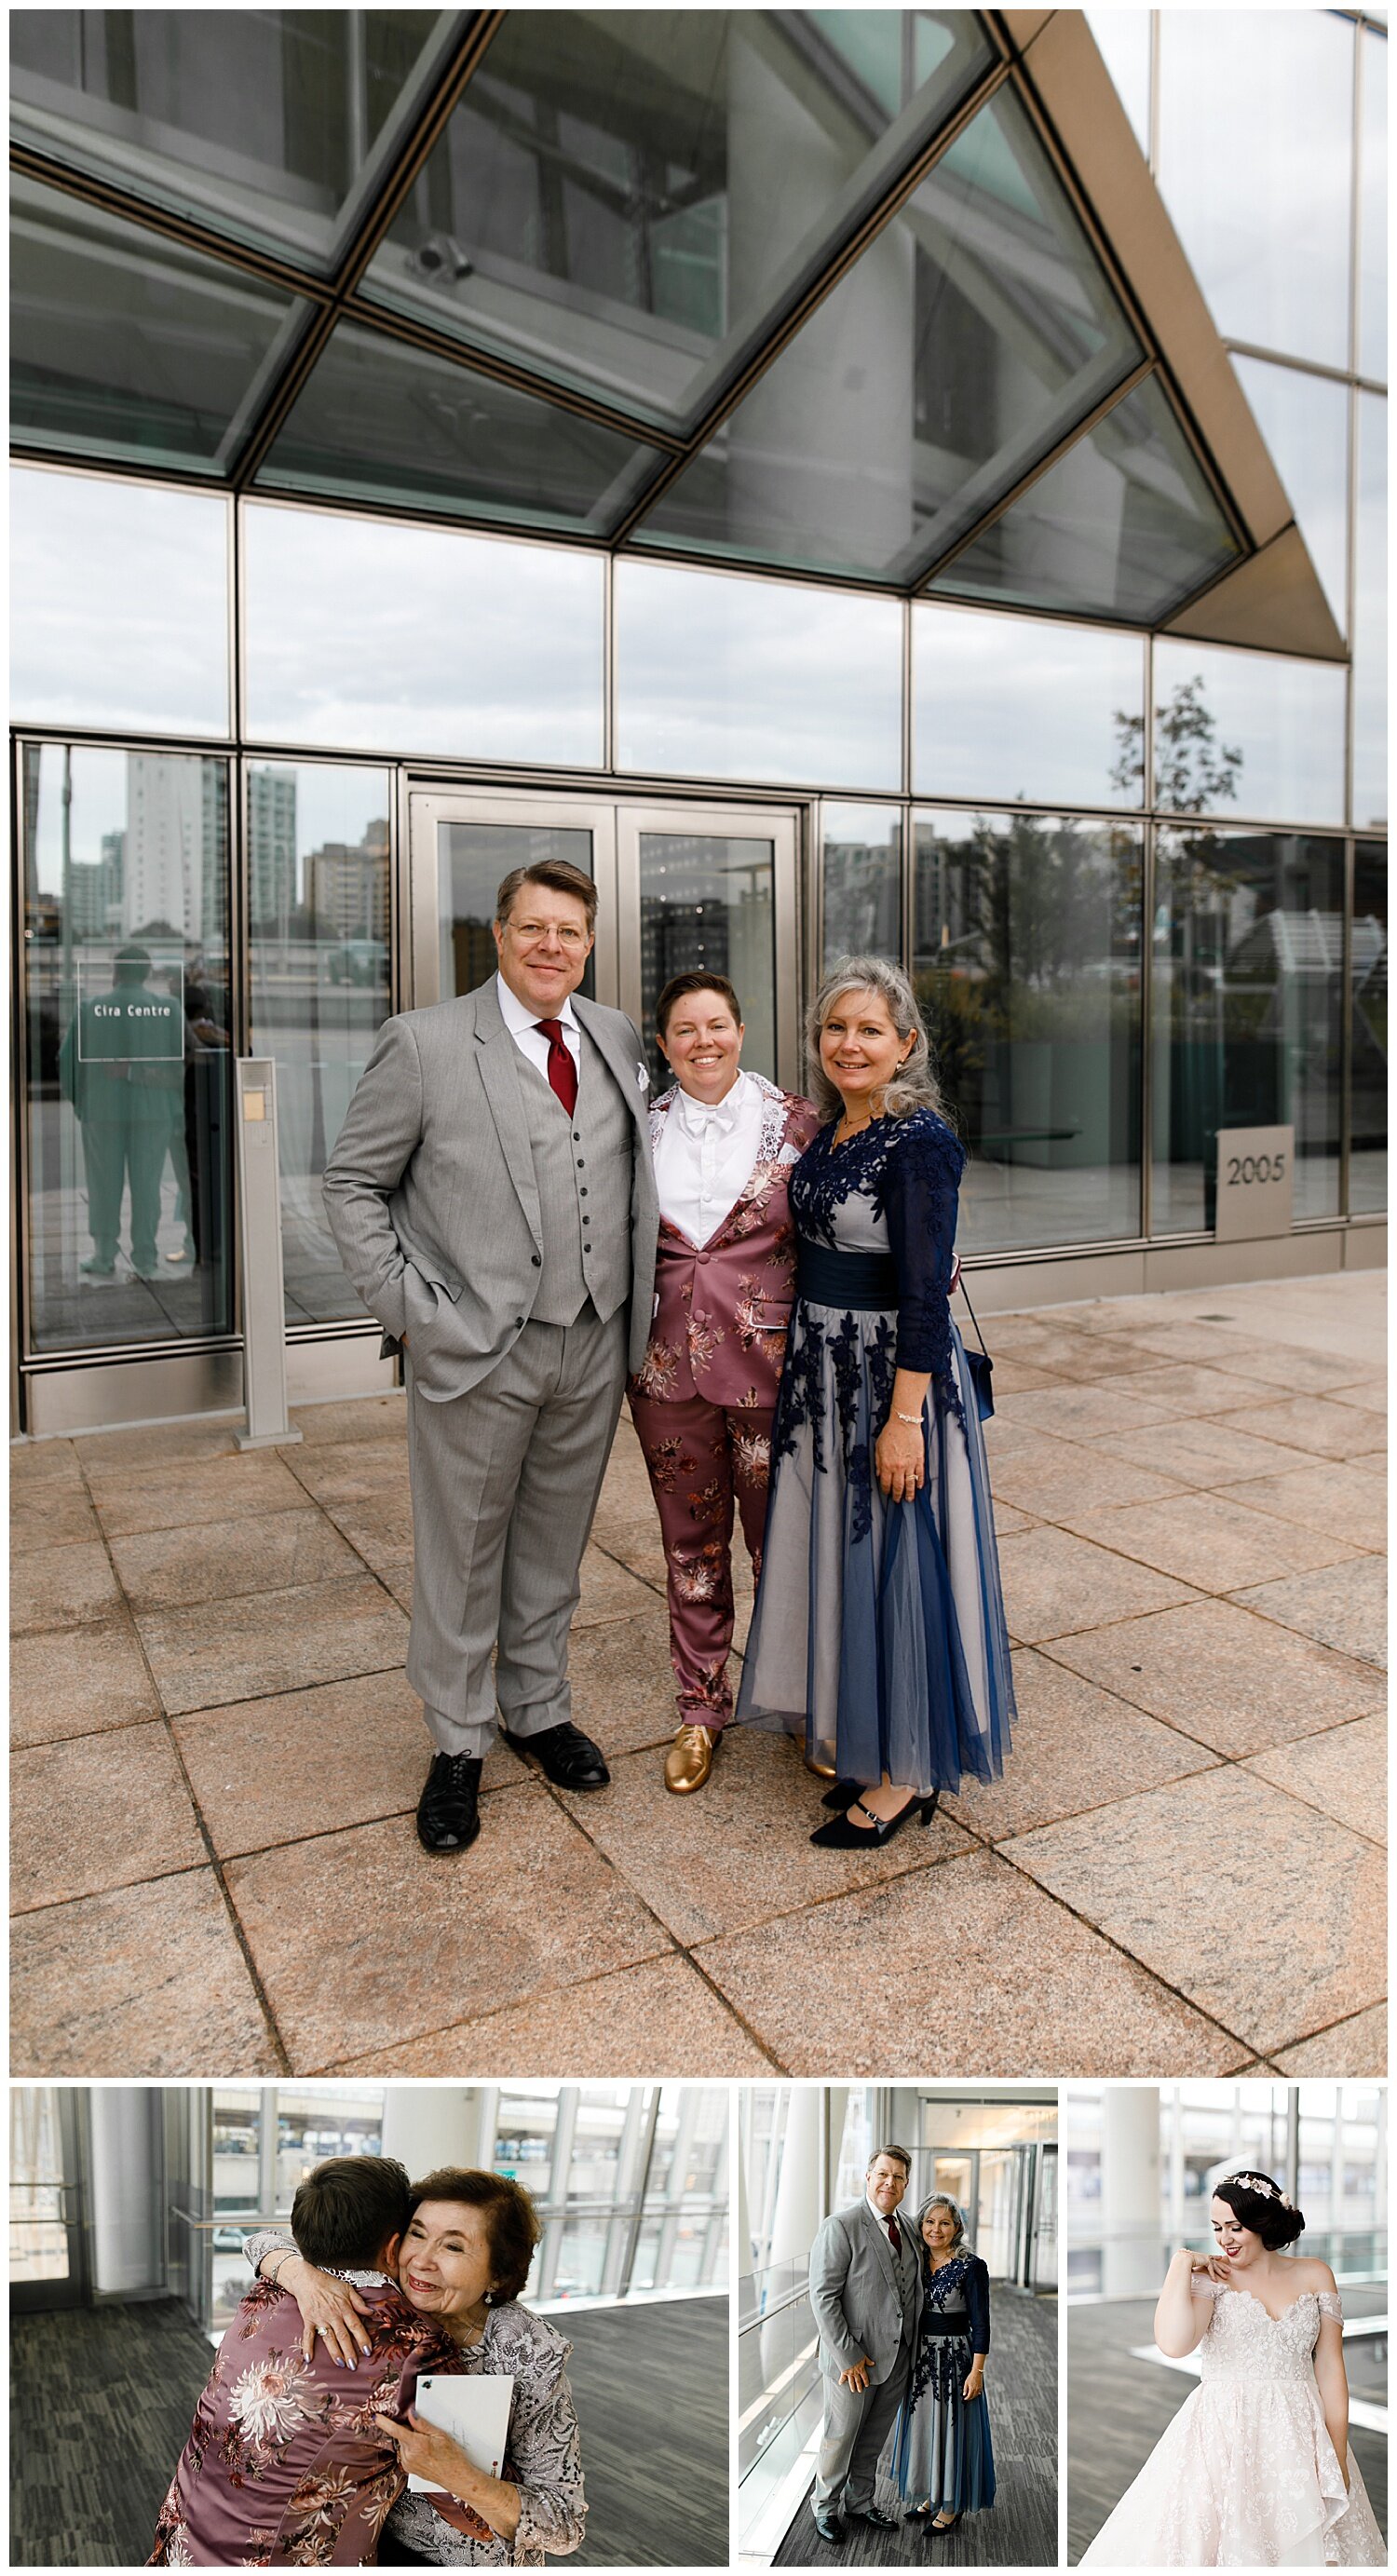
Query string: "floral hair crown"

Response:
xmin=1225 ymin=2171 xmax=1295 ymax=2210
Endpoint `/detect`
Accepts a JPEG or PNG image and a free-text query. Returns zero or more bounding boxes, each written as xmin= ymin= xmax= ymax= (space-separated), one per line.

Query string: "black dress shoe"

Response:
xmin=848 ymin=2504 xmax=899 ymax=2530
xmin=811 ymin=2506 xmax=846 ymax=2543
xmin=416 ymin=1752 xmax=482 ymax=1853
xmin=500 ymin=1719 xmax=610 ymax=1790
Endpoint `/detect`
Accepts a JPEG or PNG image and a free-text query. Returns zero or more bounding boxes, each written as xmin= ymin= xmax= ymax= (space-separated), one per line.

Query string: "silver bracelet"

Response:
xmin=894 ymin=1408 xmax=922 ymax=1426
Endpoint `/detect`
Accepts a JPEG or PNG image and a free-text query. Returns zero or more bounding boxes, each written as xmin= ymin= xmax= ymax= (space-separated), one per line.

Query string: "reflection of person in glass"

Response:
xmin=627 ymin=971 xmax=820 ymax=1794
xmin=245 ymin=2166 xmax=587 ymax=2568
xmin=888 ymin=2194 xmax=994 ymax=2534
xmin=58 ymin=942 xmax=183 ymax=1280
xmin=736 ymin=956 xmax=1015 ymax=1844
xmin=1081 ymin=2173 xmax=1386 ymax=2566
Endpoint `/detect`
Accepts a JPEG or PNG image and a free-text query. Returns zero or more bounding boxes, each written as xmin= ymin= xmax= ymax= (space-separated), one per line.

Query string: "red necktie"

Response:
xmin=887 ymin=2219 xmax=902 ymax=2255
xmin=535 ymin=1019 xmax=578 ymax=1118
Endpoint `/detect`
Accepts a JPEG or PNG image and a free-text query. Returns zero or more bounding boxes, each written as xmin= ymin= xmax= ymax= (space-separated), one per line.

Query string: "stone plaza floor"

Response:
xmin=10 ymin=1272 xmax=1387 ymax=2080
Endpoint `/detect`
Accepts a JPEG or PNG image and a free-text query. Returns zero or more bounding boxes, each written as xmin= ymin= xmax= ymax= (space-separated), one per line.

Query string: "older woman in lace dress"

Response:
xmin=248 ymin=2167 xmax=584 ymax=2568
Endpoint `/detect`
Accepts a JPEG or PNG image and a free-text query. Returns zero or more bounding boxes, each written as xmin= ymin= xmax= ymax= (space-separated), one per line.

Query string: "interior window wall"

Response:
xmin=246 ymin=760 xmax=392 ymax=1325
xmin=1350 ymin=841 xmax=1388 ymax=1216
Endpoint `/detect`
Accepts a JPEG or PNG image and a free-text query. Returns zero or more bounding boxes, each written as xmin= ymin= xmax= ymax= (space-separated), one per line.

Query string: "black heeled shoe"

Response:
xmin=809 ymin=1790 xmax=939 ymax=1848
xmin=820 ymin=1777 xmax=861 ymax=1810
xmin=923 ymin=2512 xmax=963 ymax=2537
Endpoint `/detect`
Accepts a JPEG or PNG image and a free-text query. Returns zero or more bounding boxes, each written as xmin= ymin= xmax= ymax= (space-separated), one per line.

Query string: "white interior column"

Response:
xmin=1102 ymin=2086 xmax=1162 ymax=2300
xmin=90 ymin=2089 xmax=164 ymax=2295
xmin=380 ymin=2089 xmax=491 ymax=2176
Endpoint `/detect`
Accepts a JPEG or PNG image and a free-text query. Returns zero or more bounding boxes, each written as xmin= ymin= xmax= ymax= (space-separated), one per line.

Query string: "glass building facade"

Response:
xmin=9 ymin=8 xmax=1385 ymax=1433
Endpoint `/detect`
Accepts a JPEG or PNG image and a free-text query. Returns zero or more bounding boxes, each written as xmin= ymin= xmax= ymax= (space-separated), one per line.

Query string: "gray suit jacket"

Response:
xmin=322 ymin=980 xmax=659 ymax=1401
xmin=809 ymin=2201 xmax=923 ymax=2387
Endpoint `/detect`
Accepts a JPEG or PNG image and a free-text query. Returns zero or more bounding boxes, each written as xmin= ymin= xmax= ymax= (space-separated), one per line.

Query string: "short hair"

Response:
xmin=291 ymin=2155 xmax=412 ymax=2271
xmin=409 ymin=2167 xmax=541 ymax=2304
xmin=806 ymin=955 xmax=945 ymax=1125
xmin=1213 ymin=2172 xmax=1305 ymax=2250
xmin=495 ymin=860 xmax=598 ymax=934
xmin=867 ymin=2143 xmax=913 ymax=2177
xmin=655 ymin=970 xmax=744 ymax=1038
xmin=917 ymin=2192 xmax=969 ymax=2250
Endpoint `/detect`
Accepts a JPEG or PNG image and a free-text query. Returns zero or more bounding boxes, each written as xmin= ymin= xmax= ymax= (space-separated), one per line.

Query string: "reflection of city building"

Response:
xmin=308 ymin=818 xmax=389 ymax=942
xmin=247 ymin=765 xmax=296 ymax=936
xmin=124 ymin=753 xmax=224 ymax=942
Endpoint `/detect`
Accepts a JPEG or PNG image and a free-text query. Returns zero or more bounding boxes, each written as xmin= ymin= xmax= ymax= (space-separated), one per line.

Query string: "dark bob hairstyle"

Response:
xmin=409 ymin=2166 xmax=541 ymax=2303
xmin=1213 ymin=2172 xmax=1306 ymax=2250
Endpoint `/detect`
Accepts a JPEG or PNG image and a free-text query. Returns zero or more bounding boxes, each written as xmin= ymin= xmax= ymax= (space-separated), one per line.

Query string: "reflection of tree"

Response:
xmin=1109 ymin=672 xmax=1242 ymax=815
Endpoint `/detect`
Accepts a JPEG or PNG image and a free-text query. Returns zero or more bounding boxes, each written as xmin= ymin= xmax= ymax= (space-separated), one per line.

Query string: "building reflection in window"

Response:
xmin=822 ymin=806 xmax=903 ymax=969
xmin=21 ymin=743 xmax=233 ymax=1353
xmin=914 ymin=807 xmax=1143 ymax=1252
xmin=1350 ymin=843 xmax=1387 ymax=1216
xmin=246 ymin=761 xmax=391 ymax=1324
xmin=1151 ymin=827 xmax=1344 ymax=1232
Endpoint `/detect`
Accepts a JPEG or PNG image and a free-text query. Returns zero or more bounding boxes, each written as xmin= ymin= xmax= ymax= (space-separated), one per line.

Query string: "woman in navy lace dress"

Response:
xmin=888 ymin=2195 xmax=995 ymax=2533
xmin=736 ymin=956 xmax=1014 ymax=1843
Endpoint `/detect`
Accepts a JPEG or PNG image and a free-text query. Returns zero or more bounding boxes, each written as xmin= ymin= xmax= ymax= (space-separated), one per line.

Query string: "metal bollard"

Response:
xmin=234 ymin=1056 xmax=301 ymax=1450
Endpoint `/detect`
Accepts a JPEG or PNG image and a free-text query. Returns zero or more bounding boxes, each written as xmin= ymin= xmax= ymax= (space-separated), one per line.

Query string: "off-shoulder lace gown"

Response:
xmin=1081 ymin=2284 xmax=1386 ymax=2567
xmin=735 ymin=1109 xmax=1014 ymax=1795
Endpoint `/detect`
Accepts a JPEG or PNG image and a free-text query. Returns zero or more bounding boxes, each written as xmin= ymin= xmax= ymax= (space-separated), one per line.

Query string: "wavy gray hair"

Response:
xmin=806 ymin=955 xmax=943 ymax=1124
xmin=917 ymin=2192 xmax=969 ymax=2251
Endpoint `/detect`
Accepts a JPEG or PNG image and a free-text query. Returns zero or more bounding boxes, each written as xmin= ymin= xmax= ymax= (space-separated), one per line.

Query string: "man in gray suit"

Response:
xmin=807 ymin=2143 xmax=920 ymax=2543
xmin=322 ymin=859 xmax=658 ymax=1854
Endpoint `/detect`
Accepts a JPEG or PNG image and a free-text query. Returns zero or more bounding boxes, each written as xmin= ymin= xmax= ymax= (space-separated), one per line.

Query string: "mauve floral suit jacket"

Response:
xmin=630 ymin=1076 xmax=821 ymax=1409
xmin=149 ymin=2273 xmax=456 ymax=2567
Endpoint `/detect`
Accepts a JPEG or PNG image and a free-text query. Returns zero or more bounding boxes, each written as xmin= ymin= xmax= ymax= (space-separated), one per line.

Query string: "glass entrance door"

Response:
xmin=409 ymin=790 xmax=801 ymax=1086
xmin=10 ymin=2086 xmax=88 ymax=2312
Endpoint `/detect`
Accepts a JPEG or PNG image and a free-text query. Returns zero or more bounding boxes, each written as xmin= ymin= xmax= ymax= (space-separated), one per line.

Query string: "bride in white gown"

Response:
xmin=1082 ymin=2171 xmax=1386 ymax=2568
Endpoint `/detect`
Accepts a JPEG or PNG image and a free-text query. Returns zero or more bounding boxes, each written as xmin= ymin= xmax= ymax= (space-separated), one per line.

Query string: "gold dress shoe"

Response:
xmin=665 ymin=1724 xmax=718 ymax=1794
xmin=804 ymin=1753 xmax=838 ymax=1780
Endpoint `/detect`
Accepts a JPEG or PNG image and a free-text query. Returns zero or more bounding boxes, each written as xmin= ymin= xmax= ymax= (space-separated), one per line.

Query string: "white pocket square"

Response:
xmin=636 ymin=1062 xmax=650 ymax=1090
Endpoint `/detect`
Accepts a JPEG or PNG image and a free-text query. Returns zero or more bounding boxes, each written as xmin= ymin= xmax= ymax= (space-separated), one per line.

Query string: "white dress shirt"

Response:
xmin=495 ymin=970 xmax=581 ymax=1083
xmin=654 ymin=1068 xmax=766 ymax=1247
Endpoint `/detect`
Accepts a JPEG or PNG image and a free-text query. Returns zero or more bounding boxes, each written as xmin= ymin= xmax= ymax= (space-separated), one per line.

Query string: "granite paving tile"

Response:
xmin=11 ymin=1870 xmax=279 ymax=2076
xmin=377 ymin=1557 xmax=414 ymax=1615
xmin=109 ymin=1507 xmax=362 ymax=1612
xmin=319 ymin=1490 xmax=416 ymax=1568
xmin=1273 ymin=2007 xmax=1387 ymax=2078
xmin=587 ymin=1508 xmax=668 ymax=1589
xmin=992 ymin=1383 xmax=1177 ymax=1442
xmin=1244 ymin=1715 xmax=1387 ymax=1847
xmin=1324 ymin=1380 xmax=1387 ymax=1417
xmin=10 ymin=1607 xmax=162 ymax=1747
xmin=1079 ymin=1363 xmax=1292 ymax=1420
xmin=1118 ymin=1323 xmax=1357 ymax=1378
xmin=88 ymin=1448 xmax=310 ymax=1537
xmin=557 ymin=1730 xmax=972 ymax=1946
xmin=11 ymin=1722 xmax=207 ymax=1912
xmin=1087 ymin=1417 xmax=1322 ymax=1488
xmin=1235 ymin=1557 xmax=1386 ymax=1668
xmin=987 ymin=1438 xmax=1187 ymax=1522
xmin=1225 ymin=1461 xmax=1387 ymax=1553
xmin=284 ymin=1436 xmax=413 ymax=1506
xmin=289 ymin=1395 xmax=408 ymax=1446
xmin=11 ymin=1540 xmax=121 ymax=1634
xmin=135 ymin=1574 xmax=411 ymax=1715
xmin=996 ymin=1525 xmax=1198 ymax=1642
xmin=1179 ymin=1340 xmax=1380 ymax=1395
xmin=318 ymin=1957 xmax=774 ymax=2076
xmin=1042 ymin=1598 xmax=1384 ymax=1756
xmin=1002 ymin=1768 xmax=1385 ymax=2056
xmin=10 ymin=1439 xmax=84 ymax=1485
xmin=224 ymin=1790 xmax=672 ymax=2066
xmin=1058 ymin=1491 xmax=1362 ymax=1594
xmin=576 ymin=1546 xmax=662 ymax=1627
xmin=72 ymin=1419 xmax=243 ymax=1468
xmin=173 ymin=1672 xmax=516 ymax=1859
xmin=1216 ymin=1394 xmax=1386 ymax=1460
xmin=944 ymin=1652 xmax=1217 ymax=1840
xmin=10 ymin=1482 xmax=102 ymax=1552
xmin=692 ymin=1852 xmax=1249 ymax=2076
xmin=565 ymin=1607 xmax=692 ymax=1756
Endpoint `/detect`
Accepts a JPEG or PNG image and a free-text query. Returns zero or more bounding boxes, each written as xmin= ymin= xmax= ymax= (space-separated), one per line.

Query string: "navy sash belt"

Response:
xmin=919 ymin=2312 xmax=971 ymax=2337
xmin=796 ymin=1242 xmax=898 ymax=1308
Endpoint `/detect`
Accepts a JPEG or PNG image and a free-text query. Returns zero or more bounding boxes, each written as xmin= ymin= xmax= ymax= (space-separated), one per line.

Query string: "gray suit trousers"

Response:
xmin=814 ymin=2349 xmax=911 ymax=2515
xmin=405 ymin=1301 xmax=628 ymax=1756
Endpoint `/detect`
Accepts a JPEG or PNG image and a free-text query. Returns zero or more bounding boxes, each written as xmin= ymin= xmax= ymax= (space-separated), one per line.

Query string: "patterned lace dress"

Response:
xmin=888 ymin=2252 xmax=996 ymax=2521
xmin=734 ymin=1107 xmax=1014 ymax=1795
xmin=1081 ymin=2283 xmax=1387 ymax=2567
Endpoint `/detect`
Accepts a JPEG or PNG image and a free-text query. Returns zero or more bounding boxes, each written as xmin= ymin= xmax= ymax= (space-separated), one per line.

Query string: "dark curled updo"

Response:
xmin=1214 ymin=2171 xmax=1306 ymax=2249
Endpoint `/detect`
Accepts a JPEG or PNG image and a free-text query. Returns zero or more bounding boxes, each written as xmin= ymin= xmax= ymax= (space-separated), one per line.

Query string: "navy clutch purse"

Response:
xmin=957 ymin=1277 xmax=995 ymax=1420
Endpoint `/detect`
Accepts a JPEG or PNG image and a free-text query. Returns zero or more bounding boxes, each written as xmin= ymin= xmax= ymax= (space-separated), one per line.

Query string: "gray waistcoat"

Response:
xmin=887 ymin=2223 xmax=916 ymax=2344
xmin=519 ymin=1027 xmax=634 ymax=1327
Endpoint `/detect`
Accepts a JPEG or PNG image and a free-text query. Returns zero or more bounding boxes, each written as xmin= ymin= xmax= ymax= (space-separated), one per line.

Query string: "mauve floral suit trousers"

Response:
xmin=628 ymin=1078 xmax=820 ymax=1729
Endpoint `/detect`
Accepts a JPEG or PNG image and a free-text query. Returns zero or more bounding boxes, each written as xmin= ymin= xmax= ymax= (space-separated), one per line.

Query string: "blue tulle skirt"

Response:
xmin=888 ymin=2339 xmax=997 ymax=2518
xmin=735 ymin=1299 xmax=1014 ymax=1795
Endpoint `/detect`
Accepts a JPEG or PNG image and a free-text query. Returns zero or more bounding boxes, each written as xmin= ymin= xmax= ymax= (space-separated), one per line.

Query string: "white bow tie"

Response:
xmin=674 ymin=1083 xmax=742 ymax=1137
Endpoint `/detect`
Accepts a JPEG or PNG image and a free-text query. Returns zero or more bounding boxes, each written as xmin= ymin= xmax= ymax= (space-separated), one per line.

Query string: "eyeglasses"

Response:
xmin=506 ymin=917 xmax=591 ymax=949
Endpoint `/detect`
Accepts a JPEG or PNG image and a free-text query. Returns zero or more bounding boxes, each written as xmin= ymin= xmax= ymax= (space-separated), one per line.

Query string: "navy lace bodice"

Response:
xmin=790 ymin=1109 xmax=965 ymax=1381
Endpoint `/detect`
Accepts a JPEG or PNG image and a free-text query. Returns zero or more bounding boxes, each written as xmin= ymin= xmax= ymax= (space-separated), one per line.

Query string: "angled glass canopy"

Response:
xmin=11 ymin=174 xmax=305 ymax=472
xmin=361 ymin=7 xmax=992 ymax=430
xmin=257 ymin=319 xmax=662 ymax=533
xmin=631 ymin=86 xmax=1143 ymax=581
xmin=9 ymin=7 xmax=453 ymax=273
xmin=929 ymin=372 xmax=1241 ymax=625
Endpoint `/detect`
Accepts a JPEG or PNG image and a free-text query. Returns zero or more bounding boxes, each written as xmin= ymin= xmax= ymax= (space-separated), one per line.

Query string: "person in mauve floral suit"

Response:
xmin=628 ymin=970 xmax=819 ymax=1794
